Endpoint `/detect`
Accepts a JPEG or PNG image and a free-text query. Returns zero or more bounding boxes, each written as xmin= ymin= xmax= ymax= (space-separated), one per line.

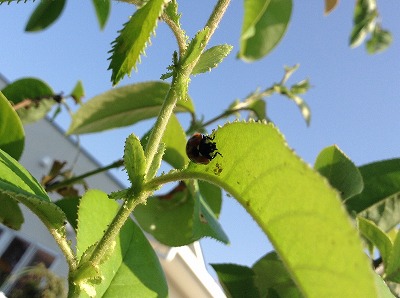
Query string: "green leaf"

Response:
xmin=314 ymin=145 xmax=364 ymax=200
xmin=67 ymin=81 xmax=194 ymax=135
xmin=252 ymin=251 xmax=301 ymax=297
xmin=374 ymin=273 xmax=395 ymax=298
xmin=359 ymin=192 xmax=400 ymax=234
xmin=349 ymin=0 xmax=376 ymax=48
xmin=181 ymin=121 xmax=376 ymax=297
xmin=0 ymin=194 xmax=23 ymax=230
xmin=191 ymin=180 xmax=229 ymax=244
xmin=386 ymin=232 xmax=400 ymax=283
xmin=198 ymin=180 xmax=222 ymax=217
xmin=0 ymin=91 xmax=24 ymax=160
xmin=76 ymin=190 xmax=167 ymax=297
xmin=211 ymin=264 xmax=260 ymax=298
xmin=124 ymin=134 xmax=146 ymax=193
xmin=91 ymin=0 xmax=110 ymax=29
xmin=55 ymin=196 xmax=80 ymax=231
xmin=290 ymin=79 xmax=310 ymax=95
xmin=181 ymin=27 xmax=210 ymax=69
xmin=25 ymin=0 xmax=66 ymax=32
xmin=346 ymin=159 xmax=400 ymax=232
xmin=357 ymin=217 xmax=392 ymax=268
xmin=2 ymin=77 xmax=55 ymax=124
xmin=239 ymin=0 xmax=292 ymax=61
xmin=141 ymin=114 xmax=188 ymax=169
xmin=366 ymin=25 xmax=392 ymax=54
xmin=227 ymin=97 xmax=267 ymax=121
xmin=164 ymin=0 xmax=181 ymax=27
xmin=134 ymin=181 xmax=227 ymax=246
xmin=191 ymin=44 xmax=233 ymax=75
xmin=69 ymin=80 xmax=85 ymax=104
xmin=0 ymin=148 xmax=67 ymax=237
xmin=0 ymin=148 xmax=50 ymax=201
xmin=108 ymin=0 xmax=166 ymax=85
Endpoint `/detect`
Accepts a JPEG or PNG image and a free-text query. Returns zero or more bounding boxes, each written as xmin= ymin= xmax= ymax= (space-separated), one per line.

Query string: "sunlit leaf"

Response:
xmin=0 ymin=91 xmax=24 ymax=160
xmin=386 ymin=232 xmax=400 ymax=283
xmin=124 ymin=134 xmax=146 ymax=193
xmin=239 ymin=0 xmax=292 ymax=61
xmin=69 ymin=80 xmax=85 ymax=104
xmin=67 ymin=81 xmax=194 ymax=135
xmin=76 ymin=190 xmax=168 ymax=297
xmin=366 ymin=25 xmax=392 ymax=54
xmin=191 ymin=44 xmax=233 ymax=75
xmin=0 ymin=148 xmax=67 ymax=238
xmin=179 ymin=121 xmax=376 ymax=297
xmin=357 ymin=217 xmax=392 ymax=268
xmin=108 ymin=0 xmax=165 ymax=85
xmin=349 ymin=0 xmax=376 ymax=48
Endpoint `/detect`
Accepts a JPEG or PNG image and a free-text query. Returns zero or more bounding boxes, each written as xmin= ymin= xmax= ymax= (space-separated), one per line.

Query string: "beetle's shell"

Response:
xmin=186 ymin=133 xmax=220 ymax=164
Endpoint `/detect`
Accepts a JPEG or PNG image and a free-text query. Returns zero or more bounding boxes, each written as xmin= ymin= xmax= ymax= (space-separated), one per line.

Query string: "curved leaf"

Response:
xmin=346 ymin=159 xmax=400 ymax=232
xmin=211 ymin=263 xmax=260 ymax=297
xmin=134 ymin=181 xmax=227 ymax=246
xmin=108 ymin=0 xmax=166 ymax=85
xmin=252 ymin=251 xmax=301 ymax=297
xmin=239 ymin=0 xmax=292 ymax=61
xmin=25 ymin=0 xmax=66 ymax=32
xmin=0 ymin=91 xmax=24 ymax=160
xmin=2 ymin=77 xmax=55 ymax=124
xmin=76 ymin=190 xmax=168 ymax=297
xmin=0 ymin=194 xmax=24 ymax=230
xmin=314 ymin=145 xmax=363 ymax=200
xmin=179 ymin=121 xmax=376 ymax=297
xmin=67 ymin=81 xmax=194 ymax=135
xmin=324 ymin=0 xmax=339 ymax=15
xmin=357 ymin=217 xmax=392 ymax=269
xmin=124 ymin=134 xmax=146 ymax=192
xmin=0 ymin=148 xmax=67 ymax=237
xmin=192 ymin=44 xmax=233 ymax=75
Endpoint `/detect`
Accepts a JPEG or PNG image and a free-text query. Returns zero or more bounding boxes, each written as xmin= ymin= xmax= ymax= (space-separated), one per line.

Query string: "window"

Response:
xmin=0 ymin=226 xmax=58 ymax=295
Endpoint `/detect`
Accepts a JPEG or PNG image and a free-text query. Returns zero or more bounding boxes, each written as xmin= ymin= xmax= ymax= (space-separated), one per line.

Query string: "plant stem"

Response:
xmin=86 ymin=191 xmax=149 ymax=267
xmin=46 ymin=159 xmax=123 ymax=192
xmin=144 ymin=0 xmax=231 ymax=175
xmin=162 ymin=13 xmax=187 ymax=57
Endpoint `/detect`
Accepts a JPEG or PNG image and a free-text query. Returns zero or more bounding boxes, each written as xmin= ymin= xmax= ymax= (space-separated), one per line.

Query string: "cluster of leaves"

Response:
xmin=0 ymin=0 xmax=398 ymax=297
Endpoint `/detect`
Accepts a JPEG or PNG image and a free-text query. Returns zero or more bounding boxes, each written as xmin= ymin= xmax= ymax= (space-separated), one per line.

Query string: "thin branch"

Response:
xmin=46 ymin=159 xmax=123 ymax=192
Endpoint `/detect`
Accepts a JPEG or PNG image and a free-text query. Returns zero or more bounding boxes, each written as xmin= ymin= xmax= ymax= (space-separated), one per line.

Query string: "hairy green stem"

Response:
xmin=52 ymin=230 xmax=77 ymax=271
xmin=144 ymin=0 xmax=231 ymax=175
xmin=77 ymin=191 xmax=149 ymax=274
xmin=162 ymin=13 xmax=187 ymax=57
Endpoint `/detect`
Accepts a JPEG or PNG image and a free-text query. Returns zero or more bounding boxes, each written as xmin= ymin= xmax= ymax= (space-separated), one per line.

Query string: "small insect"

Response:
xmin=186 ymin=133 xmax=222 ymax=164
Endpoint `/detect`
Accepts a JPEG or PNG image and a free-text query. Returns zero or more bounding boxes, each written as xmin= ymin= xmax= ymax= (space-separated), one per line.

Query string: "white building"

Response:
xmin=0 ymin=75 xmax=225 ymax=297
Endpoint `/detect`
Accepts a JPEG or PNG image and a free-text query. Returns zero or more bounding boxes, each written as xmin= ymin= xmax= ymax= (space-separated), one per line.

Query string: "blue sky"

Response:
xmin=1 ymin=1 xmax=400 ymax=273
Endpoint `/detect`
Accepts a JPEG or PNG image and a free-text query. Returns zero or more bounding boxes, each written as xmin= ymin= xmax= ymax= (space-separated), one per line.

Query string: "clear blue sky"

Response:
xmin=1 ymin=1 xmax=399 ymax=274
